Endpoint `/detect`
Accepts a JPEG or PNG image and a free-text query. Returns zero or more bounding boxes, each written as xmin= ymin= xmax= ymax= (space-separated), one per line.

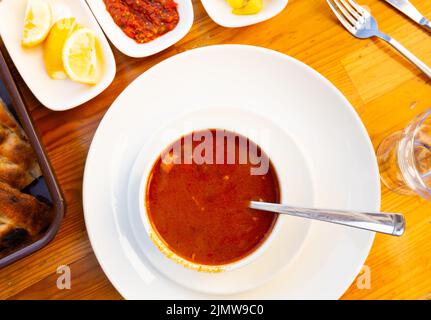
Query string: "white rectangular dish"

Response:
xmin=201 ymin=0 xmax=288 ymax=28
xmin=0 ymin=0 xmax=116 ymax=111
xmin=85 ymin=0 xmax=194 ymax=58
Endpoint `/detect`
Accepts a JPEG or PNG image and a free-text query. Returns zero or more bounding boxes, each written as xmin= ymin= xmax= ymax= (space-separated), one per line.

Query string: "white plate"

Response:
xmin=200 ymin=0 xmax=288 ymax=28
xmin=83 ymin=45 xmax=380 ymax=299
xmin=0 ymin=0 xmax=116 ymax=111
xmin=85 ymin=0 xmax=194 ymax=58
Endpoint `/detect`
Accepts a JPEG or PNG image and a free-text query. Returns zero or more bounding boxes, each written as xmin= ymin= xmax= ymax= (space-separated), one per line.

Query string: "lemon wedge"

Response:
xmin=62 ymin=28 xmax=100 ymax=85
xmin=44 ymin=18 xmax=80 ymax=80
xmin=22 ymin=0 xmax=52 ymax=47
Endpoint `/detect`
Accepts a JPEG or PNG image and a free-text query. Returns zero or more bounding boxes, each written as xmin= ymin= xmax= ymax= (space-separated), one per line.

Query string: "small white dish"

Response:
xmin=83 ymin=45 xmax=380 ymax=299
xmin=0 ymin=0 xmax=116 ymax=111
xmin=85 ymin=0 xmax=194 ymax=58
xmin=200 ymin=0 xmax=288 ymax=28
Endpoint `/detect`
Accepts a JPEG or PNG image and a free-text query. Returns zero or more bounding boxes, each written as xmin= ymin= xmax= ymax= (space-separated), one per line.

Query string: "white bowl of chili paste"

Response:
xmin=85 ymin=0 xmax=193 ymax=57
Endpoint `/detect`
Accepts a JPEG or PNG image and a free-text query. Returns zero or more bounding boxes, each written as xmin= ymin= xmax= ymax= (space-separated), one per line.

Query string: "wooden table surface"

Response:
xmin=1 ymin=0 xmax=431 ymax=300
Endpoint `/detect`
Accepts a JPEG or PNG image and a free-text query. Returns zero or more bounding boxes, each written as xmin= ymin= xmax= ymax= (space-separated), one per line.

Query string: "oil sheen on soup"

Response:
xmin=146 ymin=129 xmax=280 ymax=266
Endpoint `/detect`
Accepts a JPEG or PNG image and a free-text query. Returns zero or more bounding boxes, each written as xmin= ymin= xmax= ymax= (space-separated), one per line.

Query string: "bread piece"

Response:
xmin=0 ymin=182 xmax=51 ymax=237
xmin=0 ymin=181 xmax=52 ymax=255
xmin=0 ymin=99 xmax=41 ymax=189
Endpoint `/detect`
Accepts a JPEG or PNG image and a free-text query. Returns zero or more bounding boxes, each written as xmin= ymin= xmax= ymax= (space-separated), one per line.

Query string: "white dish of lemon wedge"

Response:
xmin=201 ymin=0 xmax=288 ymax=28
xmin=0 ymin=0 xmax=115 ymax=111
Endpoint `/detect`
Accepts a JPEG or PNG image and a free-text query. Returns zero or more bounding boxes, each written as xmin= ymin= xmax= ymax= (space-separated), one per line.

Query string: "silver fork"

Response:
xmin=327 ymin=0 xmax=431 ymax=78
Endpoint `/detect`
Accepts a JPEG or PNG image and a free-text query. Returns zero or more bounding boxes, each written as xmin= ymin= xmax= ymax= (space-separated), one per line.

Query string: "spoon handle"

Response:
xmin=250 ymin=202 xmax=405 ymax=236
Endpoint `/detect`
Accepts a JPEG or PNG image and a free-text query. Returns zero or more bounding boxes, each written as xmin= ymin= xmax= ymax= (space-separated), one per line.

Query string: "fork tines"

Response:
xmin=327 ymin=0 xmax=366 ymax=31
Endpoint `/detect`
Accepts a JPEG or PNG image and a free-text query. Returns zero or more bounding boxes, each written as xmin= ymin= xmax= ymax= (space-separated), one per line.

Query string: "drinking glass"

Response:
xmin=377 ymin=109 xmax=431 ymax=200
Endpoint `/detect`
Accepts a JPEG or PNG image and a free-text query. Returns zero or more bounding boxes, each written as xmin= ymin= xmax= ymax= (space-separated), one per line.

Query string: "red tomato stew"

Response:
xmin=145 ymin=129 xmax=280 ymax=266
xmin=103 ymin=0 xmax=179 ymax=44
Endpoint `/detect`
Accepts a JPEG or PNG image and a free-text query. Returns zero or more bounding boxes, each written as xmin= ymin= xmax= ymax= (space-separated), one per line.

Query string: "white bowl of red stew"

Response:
xmin=138 ymin=127 xmax=284 ymax=272
xmin=85 ymin=0 xmax=193 ymax=57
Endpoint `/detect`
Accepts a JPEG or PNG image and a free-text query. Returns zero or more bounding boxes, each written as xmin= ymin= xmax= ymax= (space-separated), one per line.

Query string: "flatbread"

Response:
xmin=0 ymin=98 xmax=51 ymax=256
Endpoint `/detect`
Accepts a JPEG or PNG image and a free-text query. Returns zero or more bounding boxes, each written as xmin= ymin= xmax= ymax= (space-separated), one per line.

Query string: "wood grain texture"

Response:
xmin=1 ymin=0 xmax=431 ymax=300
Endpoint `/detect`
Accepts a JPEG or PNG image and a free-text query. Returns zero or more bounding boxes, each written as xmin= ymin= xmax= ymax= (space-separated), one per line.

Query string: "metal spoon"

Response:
xmin=249 ymin=201 xmax=405 ymax=236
